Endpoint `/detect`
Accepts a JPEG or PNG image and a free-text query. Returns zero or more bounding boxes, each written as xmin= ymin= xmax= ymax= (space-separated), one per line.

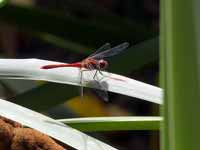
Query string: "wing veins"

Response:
xmin=91 ymin=42 xmax=129 ymax=60
xmin=87 ymin=43 xmax=111 ymax=58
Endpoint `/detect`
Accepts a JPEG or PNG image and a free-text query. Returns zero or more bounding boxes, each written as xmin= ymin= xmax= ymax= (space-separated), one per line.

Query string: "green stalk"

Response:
xmin=58 ymin=117 xmax=162 ymax=132
xmin=161 ymin=0 xmax=200 ymax=150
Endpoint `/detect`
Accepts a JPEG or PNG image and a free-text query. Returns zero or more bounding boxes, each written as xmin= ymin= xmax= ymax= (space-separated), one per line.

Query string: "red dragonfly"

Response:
xmin=41 ymin=42 xmax=129 ymax=100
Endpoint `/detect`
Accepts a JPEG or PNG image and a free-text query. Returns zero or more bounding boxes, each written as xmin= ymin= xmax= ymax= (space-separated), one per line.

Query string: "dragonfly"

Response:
xmin=41 ymin=42 xmax=129 ymax=101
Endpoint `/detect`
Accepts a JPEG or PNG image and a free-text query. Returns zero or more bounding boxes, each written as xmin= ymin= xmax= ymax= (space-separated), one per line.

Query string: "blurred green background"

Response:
xmin=0 ymin=0 xmax=159 ymax=149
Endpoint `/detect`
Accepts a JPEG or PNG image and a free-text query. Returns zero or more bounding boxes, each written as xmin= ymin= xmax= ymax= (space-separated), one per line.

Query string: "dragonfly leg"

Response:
xmin=99 ymin=70 xmax=104 ymax=76
xmin=97 ymin=70 xmax=106 ymax=81
xmin=79 ymin=68 xmax=92 ymax=100
xmin=80 ymin=69 xmax=91 ymax=83
xmin=93 ymin=70 xmax=98 ymax=80
xmin=92 ymin=63 xmax=103 ymax=81
xmin=80 ymin=68 xmax=84 ymax=100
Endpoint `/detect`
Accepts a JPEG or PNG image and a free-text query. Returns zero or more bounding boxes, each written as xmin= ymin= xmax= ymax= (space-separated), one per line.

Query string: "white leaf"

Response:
xmin=0 ymin=98 xmax=117 ymax=150
xmin=0 ymin=58 xmax=163 ymax=104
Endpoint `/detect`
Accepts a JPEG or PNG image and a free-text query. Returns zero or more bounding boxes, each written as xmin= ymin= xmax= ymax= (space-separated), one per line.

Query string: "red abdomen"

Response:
xmin=41 ymin=62 xmax=81 ymax=69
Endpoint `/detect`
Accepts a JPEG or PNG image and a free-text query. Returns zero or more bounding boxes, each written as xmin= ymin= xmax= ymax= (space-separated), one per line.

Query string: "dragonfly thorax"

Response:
xmin=82 ymin=58 xmax=108 ymax=70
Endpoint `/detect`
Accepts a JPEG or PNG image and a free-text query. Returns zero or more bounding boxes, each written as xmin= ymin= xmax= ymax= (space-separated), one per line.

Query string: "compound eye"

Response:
xmin=99 ymin=60 xmax=106 ymax=69
xmin=100 ymin=62 xmax=105 ymax=68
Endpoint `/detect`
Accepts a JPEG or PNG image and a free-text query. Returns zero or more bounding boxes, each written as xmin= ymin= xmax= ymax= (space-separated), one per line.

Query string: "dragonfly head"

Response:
xmin=98 ymin=59 xmax=108 ymax=70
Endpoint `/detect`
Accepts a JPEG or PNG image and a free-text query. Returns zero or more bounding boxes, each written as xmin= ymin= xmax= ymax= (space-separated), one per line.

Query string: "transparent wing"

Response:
xmin=87 ymin=43 xmax=111 ymax=58
xmin=91 ymin=42 xmax=129 ymax=60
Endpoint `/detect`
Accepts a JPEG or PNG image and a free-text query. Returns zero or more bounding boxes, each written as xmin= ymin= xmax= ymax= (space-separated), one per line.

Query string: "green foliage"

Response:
xmin=161 ymin=0 xmax=200 ymax=150
xmin=0 ymin=0 xmax=7 ymax=8
xmin=60 ymin=117 xmax=161 ymax=132
xmin=9 ymin=83 xmax=78 ymax=111
xmin=0 ymin=4 xmax=156 ymax=48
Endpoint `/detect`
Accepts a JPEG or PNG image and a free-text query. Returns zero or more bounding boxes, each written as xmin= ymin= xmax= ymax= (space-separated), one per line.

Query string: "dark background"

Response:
xmin=0 ymin=0 xmax=159 ymax=149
